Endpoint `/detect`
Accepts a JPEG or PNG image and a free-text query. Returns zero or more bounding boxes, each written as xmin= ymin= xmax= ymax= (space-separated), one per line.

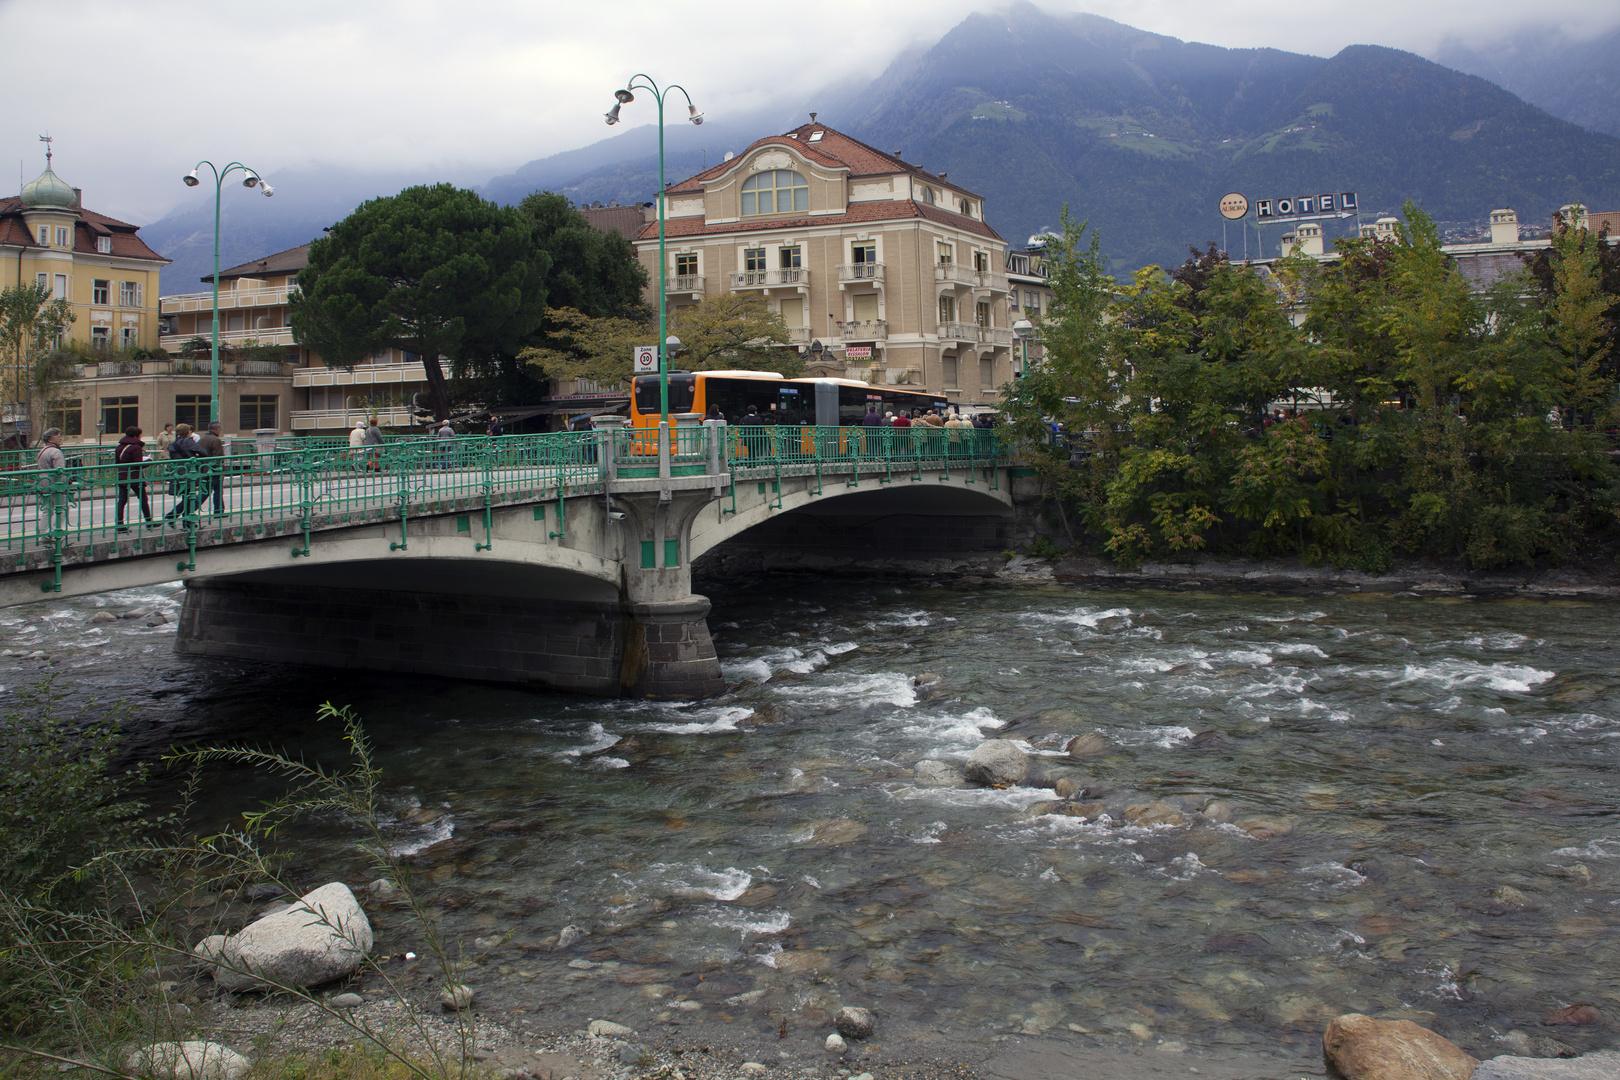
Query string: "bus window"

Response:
xmin=632 ymin=374 xmax=696 ymax=418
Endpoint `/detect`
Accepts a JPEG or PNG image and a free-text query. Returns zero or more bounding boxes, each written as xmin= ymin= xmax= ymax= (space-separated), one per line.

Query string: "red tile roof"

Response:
xmin=664 ymin=123 xmax=984 ymax=199
xmin=645 ymin=122 xmax=1001 ymax=243
xmin=0 ymin=196 xmax=167 ymax=263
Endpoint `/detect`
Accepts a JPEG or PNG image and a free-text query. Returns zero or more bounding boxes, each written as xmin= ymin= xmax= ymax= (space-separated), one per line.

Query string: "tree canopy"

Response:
xmin=289 ymin=184 xmax=550 ymax=421
xmin=0 ymin=282 xmax=76 ymax=443
xmin=1001 ymin=203 xmax=1620 ymax=570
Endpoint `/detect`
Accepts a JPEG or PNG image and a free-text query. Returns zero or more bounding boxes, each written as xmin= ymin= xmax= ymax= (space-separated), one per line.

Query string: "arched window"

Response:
xmin=741 ymin=170 xmax=808 ymax=216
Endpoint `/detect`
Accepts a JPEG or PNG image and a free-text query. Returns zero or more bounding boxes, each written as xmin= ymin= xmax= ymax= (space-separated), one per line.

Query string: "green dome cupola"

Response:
xmin=21 ymin=165 xmax=76 ymax=210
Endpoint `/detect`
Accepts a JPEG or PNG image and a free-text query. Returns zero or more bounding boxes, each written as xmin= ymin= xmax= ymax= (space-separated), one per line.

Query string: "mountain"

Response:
xmin=144 ymin=164 xmax=483 ymax=296
xmin=1435 ymin=25 xmax=1620 ymax=139
xmin=836 ymin=3 xmax=1620 ymax=270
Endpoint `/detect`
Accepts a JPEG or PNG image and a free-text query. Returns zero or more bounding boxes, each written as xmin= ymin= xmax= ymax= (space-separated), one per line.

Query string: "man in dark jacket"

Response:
xmin=163 ymin=423 xmax=199 ymax=521
xmin=196 ymin=421 xmax=226 ymax=514
xmin=113 ymin=426 xmax=152 ymax=531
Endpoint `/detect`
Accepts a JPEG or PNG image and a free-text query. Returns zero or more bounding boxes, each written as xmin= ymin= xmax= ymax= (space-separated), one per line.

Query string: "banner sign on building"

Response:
xmin=633 ymin=345 xmax=657 ymax=373
xmin=843 ymin=346 xmax=873 ymax=358
xmin=1253 ymin=192 xmax=1358 ymax=221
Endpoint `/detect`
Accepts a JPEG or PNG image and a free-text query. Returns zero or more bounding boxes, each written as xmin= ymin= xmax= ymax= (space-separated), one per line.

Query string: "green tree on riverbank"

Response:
xmin=1004 ymin=204 xmax=1620 ymax=569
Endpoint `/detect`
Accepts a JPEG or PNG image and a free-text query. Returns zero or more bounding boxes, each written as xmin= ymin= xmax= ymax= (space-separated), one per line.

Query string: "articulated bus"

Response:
xmin=629 ymin=370 xmax=948 ymax=428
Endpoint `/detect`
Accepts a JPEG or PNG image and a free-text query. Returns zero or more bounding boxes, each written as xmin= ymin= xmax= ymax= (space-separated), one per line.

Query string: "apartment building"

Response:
xmin=634 ymin=121 xmax=1017 ymax=407
xmin=0 ymin=157 xmax=168 ymax=441
xmin=158 ymin=244 xmax=428 ymax=435
xmin=1006 ymin=244 xmax=1054 ymax=376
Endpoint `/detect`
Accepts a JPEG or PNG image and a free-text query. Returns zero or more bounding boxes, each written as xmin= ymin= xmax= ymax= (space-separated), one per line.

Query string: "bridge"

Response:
xmin=1 ymin=421 xmax=1017 ymax=698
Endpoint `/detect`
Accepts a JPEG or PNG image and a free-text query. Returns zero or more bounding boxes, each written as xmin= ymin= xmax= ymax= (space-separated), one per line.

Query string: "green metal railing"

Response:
xmin=2 ymin=424 xmax=1001 ymax=592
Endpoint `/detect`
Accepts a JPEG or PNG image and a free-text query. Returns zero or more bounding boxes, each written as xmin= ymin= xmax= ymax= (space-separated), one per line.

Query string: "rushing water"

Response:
xmin=4 ymin=577 xmax=1619 ymax=1066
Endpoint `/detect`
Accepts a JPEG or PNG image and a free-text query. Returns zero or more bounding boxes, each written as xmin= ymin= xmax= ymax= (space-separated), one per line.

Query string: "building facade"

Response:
xmin=633 ymin=122 xmax=1018 ymax=408
xmin=1 ymin=158 xmax=168 ymax=442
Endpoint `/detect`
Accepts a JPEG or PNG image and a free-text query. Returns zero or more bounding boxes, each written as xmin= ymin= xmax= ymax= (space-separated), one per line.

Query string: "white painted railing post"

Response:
xmin=704 ymin=419 xmax=725 ymax=475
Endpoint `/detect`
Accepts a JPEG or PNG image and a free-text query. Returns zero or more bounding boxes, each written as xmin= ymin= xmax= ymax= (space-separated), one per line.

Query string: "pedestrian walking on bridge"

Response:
xmin=114 ymin=426 xmax=153 ymax=530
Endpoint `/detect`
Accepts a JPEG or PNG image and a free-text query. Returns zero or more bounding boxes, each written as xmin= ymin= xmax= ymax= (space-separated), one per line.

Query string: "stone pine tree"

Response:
xmin=290 ymin=184 xmax=549 ymax=422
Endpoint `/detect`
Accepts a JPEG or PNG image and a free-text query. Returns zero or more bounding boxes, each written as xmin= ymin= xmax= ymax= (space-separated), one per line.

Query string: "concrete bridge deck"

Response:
xmin=1 ymin=423 xmax=1016 ymax=697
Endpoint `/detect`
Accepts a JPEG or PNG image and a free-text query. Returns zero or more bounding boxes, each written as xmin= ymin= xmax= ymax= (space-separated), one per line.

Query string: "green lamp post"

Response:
xmin=606 ymin=75 xmax=702 ymax=422
xmin=182 ymin=160 xmax=274 ymax=425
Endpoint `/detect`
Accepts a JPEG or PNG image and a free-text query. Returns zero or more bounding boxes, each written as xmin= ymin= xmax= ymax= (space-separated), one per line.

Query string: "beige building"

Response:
xmin=158 ymin=244 xmax=428 ymax=435
xmin=1 ymin=155 xmax=168 ymax=442
xmin=635 ymin=121 xmax=1019 ymax=407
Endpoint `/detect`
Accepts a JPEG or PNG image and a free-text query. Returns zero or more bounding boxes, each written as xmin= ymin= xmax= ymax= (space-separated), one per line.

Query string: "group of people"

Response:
xmin=34 ymin=421 xmax=227 ymax=530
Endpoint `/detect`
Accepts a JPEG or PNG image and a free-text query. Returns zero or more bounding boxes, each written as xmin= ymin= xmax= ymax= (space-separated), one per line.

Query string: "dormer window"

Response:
xmin=808 ymin=130 xmax=824 ymax=142
xmin=918 ymin=186 xmax=936 ymax=205
xmin=97 ymin=235 xmax=112 ymax=254
xmin=741 ymin=170 xmax=808 ymax=216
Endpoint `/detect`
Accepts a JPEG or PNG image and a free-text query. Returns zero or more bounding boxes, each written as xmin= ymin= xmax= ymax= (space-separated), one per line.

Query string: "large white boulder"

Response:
xmin=963 ymin=740 xmax=1029 ymax=788
xmin=125 ymin=1041 xmax=250 ymax=1080
xmin=205 ymin=882 xmax=372 ymax=991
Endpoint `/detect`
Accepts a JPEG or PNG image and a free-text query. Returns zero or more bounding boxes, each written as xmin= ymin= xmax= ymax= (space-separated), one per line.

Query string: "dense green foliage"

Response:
xmin=290 ymin=185 xmax=550 ymax=420
xmin=1004 ymin=206 xmax=1620 ymax=570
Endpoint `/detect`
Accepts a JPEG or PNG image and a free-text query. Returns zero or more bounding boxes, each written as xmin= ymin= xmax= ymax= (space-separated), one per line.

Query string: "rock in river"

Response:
xmin=1065 ymin=733 xmax=1110 ymax=757
xmin=1322 ymin=1013 xmax=1477 ymax=1080
xmin=964 ymin=740 xmax=1029 ymax=788
xmin=202 ymin=882 xmax=372 ymax=992
xmin=835 ymin=1006 xmax=875 ymax=1040
xmin=913 ymin=760 xmax=965 ymax=788
xmin=1473 ymin=1050 xmax=1620 ymax=1079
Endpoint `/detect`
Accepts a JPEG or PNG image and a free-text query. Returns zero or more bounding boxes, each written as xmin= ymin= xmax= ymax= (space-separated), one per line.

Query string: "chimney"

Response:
xmin=1560 ymin=203 xmax=1589 ymax=231
xmin=1296 ymin=222 xmax=1324 ymax=256
xmin=72 ymin=187 xmax=82 ymax=207
xmin=1489 ymin=209 xmax=1519 ymax=245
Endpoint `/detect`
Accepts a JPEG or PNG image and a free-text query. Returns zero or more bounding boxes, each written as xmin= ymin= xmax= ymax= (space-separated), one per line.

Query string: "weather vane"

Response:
xmin=38 ymin=133 xmax=52 ymax=167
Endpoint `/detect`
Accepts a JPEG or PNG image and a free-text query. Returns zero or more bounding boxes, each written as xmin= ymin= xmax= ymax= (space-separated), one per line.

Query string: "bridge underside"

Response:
xmin=177 ymin=562 xmax=725 ymax=699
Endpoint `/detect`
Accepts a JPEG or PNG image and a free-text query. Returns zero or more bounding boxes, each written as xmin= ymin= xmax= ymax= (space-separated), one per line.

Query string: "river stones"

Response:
xmin=1322 ymin=1013 xmax=1478 ymax=1080
xmin=914 ymin=760 xmax=965 ymax=787
xmin=439 ymin=983 xmax=475 ymax=1011
xmin=1123 ymin=801 xmax=1185 ymax=827
xmin=835 ymin=1006 xmax=875 ymax=1039
xmin=587 ymin=1019 xmax=636 ymax=1038
xmin=805 ymin=819 xmax=867 ymax=846
xmin=201 ymin=882 xmax=372 ymax=992
xmin=1236 ymin=815 xmax=1294 ymax=840
xmin=1052 ymin=776 xmax=1081 ymax=799
xmin=964 ymin=740 xmax=1029 ymax=787
xmin=1065 ymin=733 xmax=1110 ymax=757
xmin=1473 ymin=1051 xmax=1620 ymax=1079
xmin=1492 ymin=885 xmax=1532 ymax=908
xmin=125 ymin=1042 xmax=250 ymax=1080
xmin=1543 ymin=1004 xmax=1603 ymax=1026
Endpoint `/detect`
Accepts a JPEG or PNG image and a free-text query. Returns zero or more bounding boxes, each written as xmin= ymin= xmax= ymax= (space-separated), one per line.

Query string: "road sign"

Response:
xmin=1218 ymin=192 xmax=1249 ymax=220
xmin=633 ymin=345 xmax=657 ymax=374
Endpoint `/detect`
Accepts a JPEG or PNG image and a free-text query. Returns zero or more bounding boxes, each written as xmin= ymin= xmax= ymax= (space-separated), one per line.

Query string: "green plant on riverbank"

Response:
xmin=0 ymin=702 xmax=479 ymax=1080
xmin=1003 ymin=206 xmax=1620 ymax=569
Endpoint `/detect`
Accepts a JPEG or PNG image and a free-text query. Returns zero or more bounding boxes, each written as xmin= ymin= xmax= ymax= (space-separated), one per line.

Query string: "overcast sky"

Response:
xmin=3 ymin=0 xmax=1617 ymax=225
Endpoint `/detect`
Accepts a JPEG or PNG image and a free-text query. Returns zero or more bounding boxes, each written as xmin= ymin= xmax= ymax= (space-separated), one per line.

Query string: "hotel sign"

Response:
xmin=1253 ymin=191 xmax=1358 ymax=221
xmin=1218 ymin=192 xmax=1249 ymax=220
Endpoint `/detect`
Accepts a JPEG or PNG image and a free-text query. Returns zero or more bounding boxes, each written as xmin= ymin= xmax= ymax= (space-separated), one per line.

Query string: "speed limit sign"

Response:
xmin=633 ymin=345 xmax=658 ymax=373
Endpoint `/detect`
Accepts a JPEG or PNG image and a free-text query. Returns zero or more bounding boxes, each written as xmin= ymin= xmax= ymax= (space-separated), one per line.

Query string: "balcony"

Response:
xmin=785 ymin=326 xmax=813 ymax=344
xmin=837 ymin=263 xmax=885 ymax=284
xmin=729 ymin=268 xmax=810 ymax=290
xmin=838 ymin=319 xmax=887 ymax=342
xmin=980 ymin=326 xmax=1013 ymax=346
xmin=77 ymin=357 xmax=296 ymax=379
xmin=160 ymin=327 xmax=298 ymax=350
xmin=666 ymin=274 xmax=705 ymax=295
xmin=290 ymin=407 xmax=419 ymax=432
xmin=934 ymin=264 xmax=1010 ymax=293
xmin=939 ymin=321 xmax=979 ymax=342
xmin=293 ymin=362 xmax=428 ymax=388
xmin=160 ymin=285 xmax=293 ymax=314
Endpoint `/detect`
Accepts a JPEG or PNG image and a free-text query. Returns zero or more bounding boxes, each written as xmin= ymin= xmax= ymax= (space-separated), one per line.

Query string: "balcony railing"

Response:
xmin=785 ymin=327 xmax=813 ymax=344
xmin=160 ymin=285 xmax=293 ymax=313
xmin=666 ymin=274 xmax=705 ymax=294
xmin=293 ymin=362 xmax=428 ymax=387
xmin=939 ymin=321 xmax=979 ymax=341
xmin=837 ymin=263 xmax=885 ymax=283
xmin=729 ymin=268 xmax=810 ymax=289
xmin=838 ymin=320 xmax=887 ymax=342
xmin=160 ymin=327 xmax=297 ymax=348
xmin=290 ymin=407 xmax=418 ymax=431
xmin=934 ymin=264 xmax=1011 ymax=293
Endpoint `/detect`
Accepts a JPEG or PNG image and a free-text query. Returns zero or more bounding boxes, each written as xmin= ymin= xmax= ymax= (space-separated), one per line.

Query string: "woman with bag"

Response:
xmin=114 ymin=426 xmax=153 ymax=531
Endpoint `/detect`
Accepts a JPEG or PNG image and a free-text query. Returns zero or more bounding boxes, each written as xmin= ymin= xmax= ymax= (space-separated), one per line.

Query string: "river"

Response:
xmin=3 ymin=575 xmax=1617 ymax=1072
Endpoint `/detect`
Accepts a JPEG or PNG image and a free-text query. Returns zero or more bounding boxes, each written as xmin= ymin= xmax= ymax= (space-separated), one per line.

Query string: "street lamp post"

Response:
xmin=1012 ymin=319 xmax=1034 ymax=378
xmin=606 ymin=75 xmax=702 ymax=422
xmin=182 ymin=161 xmax=274 ymax=426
